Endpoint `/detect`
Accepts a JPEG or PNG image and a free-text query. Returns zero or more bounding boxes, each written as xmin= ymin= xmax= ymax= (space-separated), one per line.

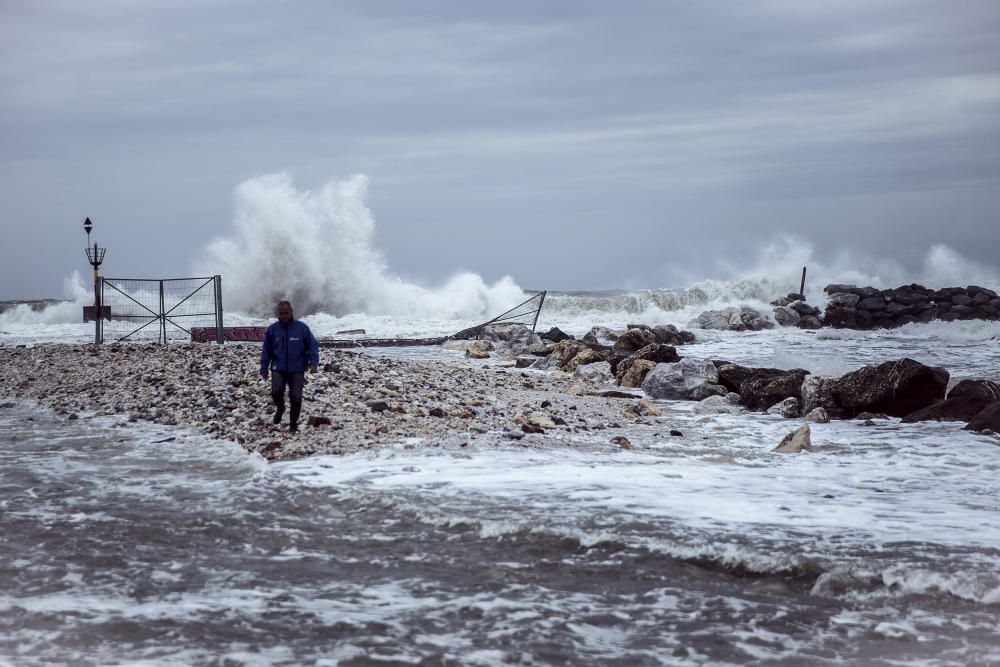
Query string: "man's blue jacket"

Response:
xmin=260 ymin=318 xmax=320 ymax=375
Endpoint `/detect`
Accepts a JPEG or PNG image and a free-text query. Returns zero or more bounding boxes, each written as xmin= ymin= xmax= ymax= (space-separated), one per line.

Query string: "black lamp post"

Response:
xmin=83 ymin=217 xmax=107 ymax=343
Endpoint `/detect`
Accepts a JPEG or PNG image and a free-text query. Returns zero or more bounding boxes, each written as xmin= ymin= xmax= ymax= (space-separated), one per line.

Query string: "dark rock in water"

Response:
xmin=789 ymin=301 xmax=820 ymax=317
xmin=613 ymin=328 xmax=656 ymax=354
xmin=712 ymin=361 xmax=757 ymax=394
xmin=856 ymin=412 xmax=889 ymax=421
xmin=740 ymin=369 xmax=809 ymax=411
xmin=831 ymin=358 xmax=948 ymax=418
xmin=541 ymin=327 xmax=574 ymax=343
xmin=797 ymin=315 xmax=822 ymax=330
xmin=773 ymin=306 xmax=800 ymax=327
xmin=649 ymin=324 xmax=693 ymax=346
xmin=670 ymin=429 xmax=683 ymax=437
xmin=903 ymin=379 xmax=1000 ymax=423
xmin=964 ymin=402 xmax=1000 ymax=434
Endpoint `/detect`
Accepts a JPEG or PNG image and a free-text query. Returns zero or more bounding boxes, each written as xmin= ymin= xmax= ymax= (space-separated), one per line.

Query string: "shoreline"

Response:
xmin=0 ymin=343 xmax=662 ymax=461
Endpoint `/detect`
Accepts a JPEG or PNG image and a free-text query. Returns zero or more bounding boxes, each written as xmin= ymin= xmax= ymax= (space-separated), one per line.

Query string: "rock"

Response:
xmin=322 ymin=362 xmax=339 ymax=373
xmin=831 ymin=358 xmax=948 ymax=418
xmin=857 ymin=297 xmax=886 ymax=311
xmin=789 ymin=301 xmax=820 ymax=317
xmin=803 ymin=407 xmax=830 ymax=423
xmin=797 ymin=315 xmax=823 ymax=330
xmin=515 ymin=356 xmax=536 ymax=369
xmin=739 ymin=369 xmax=809 ymax=412
xmin=687 ymin=383 xmax=728 ymax=400
xmin=773 ymin=424 xmax=812 ymax=453
xmin=856 ymin=412 xmax=889 ymax=421
xmin=651 ymin=324 xmax=694 ymax=346
xmin=465 ymin=342 xmax=492 ymax=359
xmin=696 ymin=306 xmax=773 ymax=331
xmin=540 ymin=327 xmax=574 ymax=343
xmin=824 ymin=284 xmax=858 ymax=295
xmin=575 ymin=361 xmax=612 ymax=383
xmin=620 ymin=359 xmax=657 ymax=388
xmin=564 ymin=348 xmax=604 ymax=373
xmin=527 ymin=413 xmax=556 ymax=430
xmin=773 ymin=306 xmax=801 ymax=327
xmin=612 ymin=328 xmax=656 ymax=354
xmin=640 ymin=358 xmax=720 ymax=400
xmin=902 ymin=379 xmax=1000 ymax=423
xmin=964 ymin=402 xmax=1000 ymax=434
xmin=368 ymin=400 xmax=389 ymax=412
xmin=504 ymin=429 xmax=526 ymax=440
xmin=800 ymin=374 xmax=844 ymax=418
xmin=633 ymin=398 xmax=662 ymax=417
xmin=713 ymin=361 xmax=756 ymax=394
xmin=428 ymin=406 xmax=446 ymax=418
xmin=827 ymin=292 xmax=861 ymax=308
xmin=611 ymin=435 xmax=632 ymax=449
xmin=613 ymin=344 xmax=680 ymax=384
xmin=307 ymin=416 xmax=332 ymax=427
xmin=766 ymin=397 xmax=800 ymax=418
xmin=582 ymin=326 xmax=620 ymax=345
xmin=694 ymin=394 xmax=747 ymax=415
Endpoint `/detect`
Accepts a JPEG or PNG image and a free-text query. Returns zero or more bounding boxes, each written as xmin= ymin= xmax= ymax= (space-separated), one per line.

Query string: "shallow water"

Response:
xmin=1 ymin=396 xmax=998 ymax=666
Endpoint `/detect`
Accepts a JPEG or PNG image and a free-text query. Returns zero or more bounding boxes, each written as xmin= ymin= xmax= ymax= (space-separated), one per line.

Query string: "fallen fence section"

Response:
xmin=191 ymin=291 xmax=547 ymax=349
xmin=318 ymin=291 xmax=546 ymax=349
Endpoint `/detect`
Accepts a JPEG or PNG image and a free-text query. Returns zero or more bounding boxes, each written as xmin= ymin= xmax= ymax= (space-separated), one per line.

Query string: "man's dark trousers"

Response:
xmin=271 ymin=371 xmax=305 ymax=427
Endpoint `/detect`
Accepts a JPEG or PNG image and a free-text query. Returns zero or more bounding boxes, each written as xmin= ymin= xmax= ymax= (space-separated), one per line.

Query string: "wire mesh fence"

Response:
xmin=99 ymin=276 xmax=223 ymax=343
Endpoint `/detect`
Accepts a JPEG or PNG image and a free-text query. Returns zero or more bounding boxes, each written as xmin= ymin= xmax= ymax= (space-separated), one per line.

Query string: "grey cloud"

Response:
xmin=2 ymin=0 xmax=999 ymax=298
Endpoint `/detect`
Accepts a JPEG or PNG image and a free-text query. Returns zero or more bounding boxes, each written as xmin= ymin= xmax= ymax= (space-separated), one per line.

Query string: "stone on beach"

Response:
xmin=773 ymin=424 xmax=812 ymax=453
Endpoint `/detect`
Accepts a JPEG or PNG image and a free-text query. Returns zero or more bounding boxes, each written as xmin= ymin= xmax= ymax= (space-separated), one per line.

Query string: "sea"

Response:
xmin=2 ymin=280 xmax=1000 ymax=667
xmin=2 ymin=175 xmax=999 ymax=664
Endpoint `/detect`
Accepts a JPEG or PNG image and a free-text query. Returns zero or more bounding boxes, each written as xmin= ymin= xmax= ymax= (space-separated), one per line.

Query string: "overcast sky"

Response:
xmin=2 ymin=0 xmax=999 ymax=299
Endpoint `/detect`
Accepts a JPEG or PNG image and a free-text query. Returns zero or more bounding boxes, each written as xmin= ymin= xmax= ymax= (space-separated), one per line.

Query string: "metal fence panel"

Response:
xmin=99 ymin=276 xmax=223 ymax=343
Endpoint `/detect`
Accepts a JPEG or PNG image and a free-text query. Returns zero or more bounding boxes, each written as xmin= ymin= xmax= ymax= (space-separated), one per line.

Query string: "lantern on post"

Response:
xmin=82 ymin=217 xmax=107 ymax=343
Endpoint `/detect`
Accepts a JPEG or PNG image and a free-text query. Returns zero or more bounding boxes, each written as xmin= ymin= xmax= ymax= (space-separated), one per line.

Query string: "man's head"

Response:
xmin=276 ymin=300 xmax=293 ymax=324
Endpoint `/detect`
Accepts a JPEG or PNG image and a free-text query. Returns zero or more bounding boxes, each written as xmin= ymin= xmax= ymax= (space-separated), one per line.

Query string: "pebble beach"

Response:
xmin=0 ymin=343 xmax=662 ymax=461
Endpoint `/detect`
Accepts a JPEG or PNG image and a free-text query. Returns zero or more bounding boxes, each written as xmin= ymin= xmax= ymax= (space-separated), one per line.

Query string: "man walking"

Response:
xmin=260 ymin=300 xmax=319 ymax=433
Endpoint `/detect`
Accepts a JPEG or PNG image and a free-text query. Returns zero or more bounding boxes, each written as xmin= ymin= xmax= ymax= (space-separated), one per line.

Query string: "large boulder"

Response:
xmin=695 ymin=306 xmax=773 ymax=332
xmin=641 ymin=358 xmax=724 ymax=400
xmin=613 ymin=344 xmax=680 ymax=385
xmin=575 ymin=360 xmax=613 ymax=384
xmin=651 ymin=324 xmax=695 ymax=345
xmin=540 ymin=327 xmax=574 ymax=343
xmin=620 ymin=359 xmax=657 ymax=388
xmin=902 ymin=379 xmax=1000 ymax=423
xmin=564 ymin=347 xmax=606 ymax=373
xmin=739 ymin=369 xmax=809 ymax=411
xmin=713 ymin=361 xmax=757 ymax=394
xmin=773 ymin=306 xmax=801 ymax=327
xmin=773 ymin=424 xmax=812 ymax=453
xmin=831 ymin=358 xmax=948 ymax=418
xmin=800 ymin=374 xmax=846 ymax=419
xmin=964 ymin=402 xmax=1000 ymax=434
xmin=612 ymin=328 xmax=656 ymax=354
xmin=582 ymin=326 xmax=620 ymax=345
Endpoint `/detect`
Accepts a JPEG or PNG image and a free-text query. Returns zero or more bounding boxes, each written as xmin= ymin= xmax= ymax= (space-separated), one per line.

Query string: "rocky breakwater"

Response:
xmin=711 ymin=357 xmax=1000 ymax=434
xmin=823 ymin=283 xmax=1000 ymax=329
xmin=0 ymin=343 xmax=675 ymax=462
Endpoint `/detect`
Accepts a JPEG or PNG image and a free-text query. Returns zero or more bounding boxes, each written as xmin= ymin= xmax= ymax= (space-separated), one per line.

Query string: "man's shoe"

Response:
xmin=289 ymin=421 xmax=298 ymax=434
xmin=272 ymin=409 xmax=284 ymax=425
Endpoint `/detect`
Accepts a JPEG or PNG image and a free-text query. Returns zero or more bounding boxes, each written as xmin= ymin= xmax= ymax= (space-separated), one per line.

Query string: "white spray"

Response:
xmin=196 ymin=173 xmax=526 ymax=319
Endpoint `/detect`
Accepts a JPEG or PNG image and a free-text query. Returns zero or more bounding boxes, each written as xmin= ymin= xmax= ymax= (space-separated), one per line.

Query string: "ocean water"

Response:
xmin=2 ymin=288 xmax=1000 ymax=665
xmin=2 ymin=180 xmax=999 ymax=665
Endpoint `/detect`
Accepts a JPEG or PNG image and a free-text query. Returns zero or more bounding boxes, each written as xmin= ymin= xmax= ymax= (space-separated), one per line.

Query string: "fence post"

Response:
xmin=159 ymin=280 xmax=167 ymax=344
xmin=214 ymin=275 xmax=225 ymax=344
xmin=98 ymin=277 xmax=104 ymax=344
xmin=799 ymin=267 xmax=807 ymax=297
